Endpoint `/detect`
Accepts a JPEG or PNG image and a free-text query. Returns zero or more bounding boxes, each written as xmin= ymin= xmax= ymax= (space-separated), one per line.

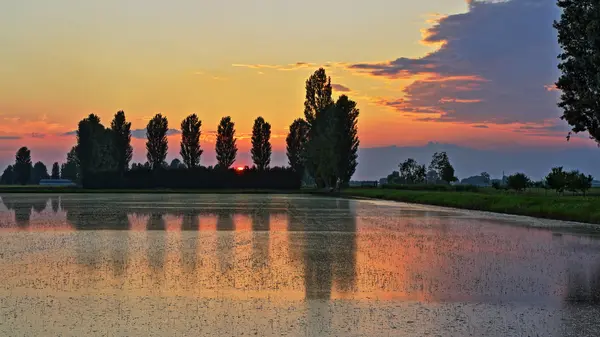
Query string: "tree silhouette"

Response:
xmin=14 ymin=147 xmax=32 ymax=185
xmin=51 ymin=162 xmax=60 ymax=179
xmin=251 ymin=116 xmax=272 ymax=170
xmin=304 ymin=68 xmax=333 ymax=127
xmin=76 ymin=114 xmax=101 ymax=177
xmin=546 ymin=167 xmax=567 ymax=194
xmin=76 ymin=114 xmax=116 ymax=180
xmin=61 ymin=146 xmax=79 ymax=182
xmin=110 ymin=110 xmax=133 ymax=174
xmin=306 ymin=105 xmax=338 ymax=188
xmin=333 ymin=95 xmax=360 ymax=187
xmin=555 ymin=2 xmax=600 ymax=144
xmin=31 ymin=161 xmax=49 ymax=184
xmin=507 ymin=173 xmax=531 ymax=192
xmin=146 ymin=113 xmax=169 ymax=169
xmin=1 ymin=165 xmax=14 ymax=185
xmin=215 ymin=116 xmax=237 ymax=169
xmin=286 ymin=118 xmax=309 ymax=174
xmin=180 ymin=114 xmax=203 ymax=168
xmin=399 ymin=158 xmax=426 ymax=184
xmin=429 ymin=152 xmax=457 ymax=184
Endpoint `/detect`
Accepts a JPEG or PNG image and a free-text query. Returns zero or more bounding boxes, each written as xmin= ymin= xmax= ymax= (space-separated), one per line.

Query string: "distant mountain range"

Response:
xmin=353 ymin=142 xmax=600 ymax=182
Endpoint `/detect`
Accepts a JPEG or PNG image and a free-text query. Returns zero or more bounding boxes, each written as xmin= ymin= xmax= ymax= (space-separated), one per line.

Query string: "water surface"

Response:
xmin=0 ymin=194 xmax=599 ymax=336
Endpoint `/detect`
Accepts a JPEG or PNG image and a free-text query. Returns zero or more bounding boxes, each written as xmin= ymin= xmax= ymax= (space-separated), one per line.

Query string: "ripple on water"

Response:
xmin=0 ymin=193 xmax=599 ymax=336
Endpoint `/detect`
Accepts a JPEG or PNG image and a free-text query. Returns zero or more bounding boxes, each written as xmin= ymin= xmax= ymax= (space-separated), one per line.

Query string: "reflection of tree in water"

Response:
xmin=31 ymin=198 xmax=47 ymax=213
xmin=251 ymin=209 xmax=270 ymax=271
xmin=216 ymin=211 xmax=234 ymax=275
xmin=288 ymin=197 xmax=357 ymax=336
xmin=51 ymin=197 xmax=60 ymax=213
xmin=109 ymin=211 xmax=131 ymax=279
xmin=331 ymin=199 xmax=357 ymax=293
xmin=562 ymin=263 xmax=600 ymax=336
xmin=2 ymin=196 xmax=35 ymax=228
xmin=146 ymin=213 xmax=166 ymax=277
xmin=181 ymin=213 xmax=199 ymax=275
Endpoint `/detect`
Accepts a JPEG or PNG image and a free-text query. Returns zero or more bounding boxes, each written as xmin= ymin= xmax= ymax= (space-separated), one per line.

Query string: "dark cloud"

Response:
xmin=350 ymin=0 xmax=561 ymax=125
xmin=0 ymin=136 xmax=21 ymax=140
xmin=472 ymin=125 xmax=489 ymax=129
xmin=331 ymin=84 xmax=351 ymax=92
xmin=62 ymin=131 xmax=77 ymax=136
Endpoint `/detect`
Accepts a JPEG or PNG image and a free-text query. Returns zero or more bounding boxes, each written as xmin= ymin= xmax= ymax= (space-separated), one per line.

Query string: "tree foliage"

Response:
xmin=304 ymin=68 xmax=333 ymax=127
xmin=286 ymin=118 xmax=309 ymax=174
xmin=215 ymin=116 xmax=237 ymax=169
xmin=61 ymin=146 xmax=79 ymax=182
xmin=565 ymin=170 xmax=594 ymax=195
xmin=110 ymin=110 xmax=133 ymax=174
xmin=429 ymin=152 xmax=457 ymax=184
xmin=180 ymin=114 xmax=203 ymax=169
xmin=76 ymin=114 xmax=116 ymax=182
xmin=547 ymin=166 xmax=594 ymax=195
xmin=300 ymin=69 xmax=361 ymax=189
xmin=507 ymin=173 xmax=531 ymax=192
xmin=32 ymin=161 xmax=49 ymax=184
xmin=481 ymin=172 xmax=491 ymax=184
xmin=146 ymin=113 xmax=169 ymax=169
xmin=14 ymin=147 xmax=32 ymax=185
xmin=399 ymin=158 xmax=426 ymax=184
xmin=306 ymin=105 xmax=339 ymax=188
xmin=333 ymin=95 xmax=360 ymax=187
xmin=51 ymin=162 xmax=60 ymax=179
xmin=1 ymin=165 xmax=14 ymax=185
xmin=545 ymin=167 xmax=567 ymax=194
xmin=251 ymin=116 xmax=272 ymax=170
xmin=554 ymin=1 xmax=600 ymax=144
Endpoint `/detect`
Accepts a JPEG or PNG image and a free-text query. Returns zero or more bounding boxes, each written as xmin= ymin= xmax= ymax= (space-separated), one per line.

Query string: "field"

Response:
xmin=340 ymin=187 xmax=600 ymax=225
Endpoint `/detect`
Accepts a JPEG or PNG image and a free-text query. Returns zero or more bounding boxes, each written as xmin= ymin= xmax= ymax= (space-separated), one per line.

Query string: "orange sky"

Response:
xmin=0 ymin=0 xmax=595 ymax=167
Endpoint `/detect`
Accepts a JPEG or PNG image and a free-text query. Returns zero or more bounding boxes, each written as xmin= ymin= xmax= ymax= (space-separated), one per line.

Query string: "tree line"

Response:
xmin=382 ymin=151 xmax=595 ymax=196
xmin=0 ymin=68 xmax=360 ymax=190
xmin=386 ymin=152 xmax=457 ymax=185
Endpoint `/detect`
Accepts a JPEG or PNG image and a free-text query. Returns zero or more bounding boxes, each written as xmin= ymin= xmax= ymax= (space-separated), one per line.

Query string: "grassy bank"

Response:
xmin=339 ymin=188 xmax=600 ymax=225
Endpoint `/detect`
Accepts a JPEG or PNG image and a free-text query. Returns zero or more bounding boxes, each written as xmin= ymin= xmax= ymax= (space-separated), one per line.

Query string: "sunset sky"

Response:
xmin=0 ymin=0 xmax=594 ymax=168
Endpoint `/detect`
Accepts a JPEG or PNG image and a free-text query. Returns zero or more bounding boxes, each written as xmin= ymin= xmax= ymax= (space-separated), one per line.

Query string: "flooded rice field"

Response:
xmin=0 ymin=193 xmax=599 ymax=336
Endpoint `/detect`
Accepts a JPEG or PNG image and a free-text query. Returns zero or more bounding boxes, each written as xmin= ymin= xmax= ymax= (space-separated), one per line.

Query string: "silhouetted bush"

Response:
xmin=82 ymin=166 xmax=301 ymax=190
xmin=381 ymin=184 xmax=479 ymax=193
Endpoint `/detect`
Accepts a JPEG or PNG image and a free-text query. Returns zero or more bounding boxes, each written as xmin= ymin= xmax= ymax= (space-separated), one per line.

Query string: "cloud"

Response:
xmin=61 ymin=131 xmax=77 ymax=136
xmin=31 ymin=133 xmax=45 ymax=139
xmin=472 ymin=125 xmax=488 ymax=129
xmin=232 ymin=62 xmax=316 ymax=71
xmin=348 ymin=0 xmax=561 ymax=125
xmin=331 ymin=84 xmax=351 ymax=92
xmin=0 ymin=136 xmax=21 ymax=140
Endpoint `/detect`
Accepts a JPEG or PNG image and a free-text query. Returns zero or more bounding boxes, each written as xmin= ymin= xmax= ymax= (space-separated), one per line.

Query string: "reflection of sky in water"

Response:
xmin=0 ymin=194 xmax=599 ymax=336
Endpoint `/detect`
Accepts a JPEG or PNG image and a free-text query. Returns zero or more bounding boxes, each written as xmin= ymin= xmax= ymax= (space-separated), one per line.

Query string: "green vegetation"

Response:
xmin=340 ymin=187 xmax=600 ymax=225
xmin=555 ymin=1 xmax=600 ymax=146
